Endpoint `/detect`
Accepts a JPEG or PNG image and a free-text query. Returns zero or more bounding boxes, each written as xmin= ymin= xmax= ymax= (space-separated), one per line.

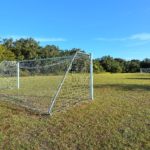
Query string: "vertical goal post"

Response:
xmin=90 ymin=53 xmax=94 ymax=101
xmin=17 ymin=62 xmax=20 ymax=89
xmin=0 ymin=51 xmax=94 ymax=115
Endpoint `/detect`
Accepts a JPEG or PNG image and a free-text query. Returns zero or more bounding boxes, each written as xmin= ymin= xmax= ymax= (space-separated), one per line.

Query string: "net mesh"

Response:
xmin=0 ymin=61 xmax=17 ymax=90
xmin=51 ymin=52 xmax=90 ymax=113
xmin=0 ymin=52 xmax=91 ymax=114
xmin=140 ymin=68 xmax=150 ymax=73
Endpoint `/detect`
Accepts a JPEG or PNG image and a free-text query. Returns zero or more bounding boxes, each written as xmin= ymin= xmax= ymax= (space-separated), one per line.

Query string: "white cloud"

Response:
xmin=96 ymin=37 xmax=126 ymax=41
xmin=129 ymin=33 xmax=150 ymax=41
xmin=96 ymin=33 xmax=150 ymax=42
xmin=2 ymin=35 xmax=66 ymax=42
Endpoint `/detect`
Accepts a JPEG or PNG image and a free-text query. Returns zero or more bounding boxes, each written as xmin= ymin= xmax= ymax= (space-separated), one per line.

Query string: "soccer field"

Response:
xmin=0 ymin=73 xmax=150 ymax=149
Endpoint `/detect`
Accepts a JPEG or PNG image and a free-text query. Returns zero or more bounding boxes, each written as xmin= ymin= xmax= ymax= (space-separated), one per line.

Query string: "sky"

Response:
xmin=0 ymin=0 xmax=150 ymax=60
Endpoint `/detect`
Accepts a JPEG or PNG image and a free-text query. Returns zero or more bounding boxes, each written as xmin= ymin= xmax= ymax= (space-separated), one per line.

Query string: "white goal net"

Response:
xmin=0 ymin=51 xmax=93 ymax=115
xmin=140 ymin=68 xmax=150 ymax=73
xmin=0 ymin=61 xmax=17 ymax=90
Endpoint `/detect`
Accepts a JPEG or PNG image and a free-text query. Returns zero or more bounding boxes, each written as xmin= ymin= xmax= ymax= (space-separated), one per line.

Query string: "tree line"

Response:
xmin=0 ymin=38 xmax=150 ymax=73
xmin=0 ymin=38 xmax=79 ymax=61
xmin=94 ymin=56 xmax=150 ymax=73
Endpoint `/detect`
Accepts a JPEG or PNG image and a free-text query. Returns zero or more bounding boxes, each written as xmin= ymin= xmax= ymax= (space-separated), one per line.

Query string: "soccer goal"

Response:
xmin=0 ymin=51 xmax=93 ymax=115
xmin=140 ymin=68 xmax=150 ymax=73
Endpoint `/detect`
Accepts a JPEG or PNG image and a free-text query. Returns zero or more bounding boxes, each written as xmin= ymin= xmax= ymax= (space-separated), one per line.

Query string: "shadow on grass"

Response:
xmin=95 ymin=84 xmax=150 ymax=91
xmin=127 ymin=78 xmax=150 ymax=80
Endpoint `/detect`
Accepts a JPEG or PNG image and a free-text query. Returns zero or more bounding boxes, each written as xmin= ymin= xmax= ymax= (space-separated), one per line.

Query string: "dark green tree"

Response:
xmin=125 ymin=60 xmax=140 ymax=73
xmin=93 ymin=59 xmax=104 ymax=73
xmin=100 ymin=56 xmax=122 ymax=73
xmin=141 ymin=58 xmax=150 ymax=68
xmin=2 ymin=38 xmax=14 ymax=50
xmin=13 ymin=38 xmax=39 ymax=60
xmin=0 ymin=45 xmax=15 ymax=61
xmin=38 ymin=45 xmax=60 ymax=58
xmin=110 ymin=61 xmax=122 ymax=73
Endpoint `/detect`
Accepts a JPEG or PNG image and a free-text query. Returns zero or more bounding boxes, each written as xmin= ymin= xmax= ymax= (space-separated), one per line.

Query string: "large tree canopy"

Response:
xmin=0 ymin=45 xmax=15 ymax=61
xmin=0 ymin=38 xmax=149 ymax=73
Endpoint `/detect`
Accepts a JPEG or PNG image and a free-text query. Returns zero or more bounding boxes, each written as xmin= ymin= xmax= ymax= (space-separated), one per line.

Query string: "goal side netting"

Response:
xmin=0 ymin=61 xmax=17 ymax=90
xmin=140 ymin=68 xmax=150 ymax=73
xmin=0 ymin=51 xmax=93 ymax=114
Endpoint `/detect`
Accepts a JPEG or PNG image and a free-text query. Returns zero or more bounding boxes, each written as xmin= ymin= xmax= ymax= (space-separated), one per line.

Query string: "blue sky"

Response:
xmin=0 ymin=0 xmax=150 ymax=60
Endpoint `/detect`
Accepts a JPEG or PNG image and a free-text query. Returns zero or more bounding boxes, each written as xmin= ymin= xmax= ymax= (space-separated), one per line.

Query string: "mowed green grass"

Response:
xmin=0 ymin=73 xmax=150 ymax=150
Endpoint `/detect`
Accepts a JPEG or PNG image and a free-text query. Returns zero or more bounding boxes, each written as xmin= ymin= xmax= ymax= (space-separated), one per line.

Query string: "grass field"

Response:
xmin=0 ymin=73 xmax=90 ymax=113
xmin=0 ymin=73 xmax=150 ymax=149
